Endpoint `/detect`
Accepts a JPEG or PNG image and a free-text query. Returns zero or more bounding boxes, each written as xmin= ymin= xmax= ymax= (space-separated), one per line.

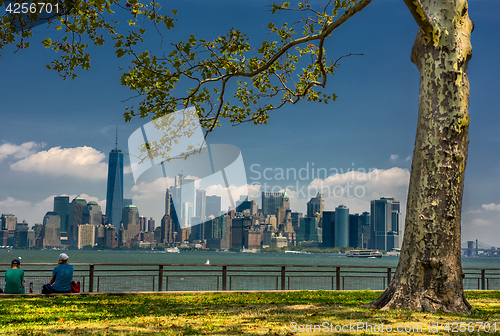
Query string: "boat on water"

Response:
xmin=165 ymin=247 xmax=180 ymax=253
xmin=284 ymin=250 xmax=311 ymax=255
xmin=345 ymin=249 xmax=383 ymax=258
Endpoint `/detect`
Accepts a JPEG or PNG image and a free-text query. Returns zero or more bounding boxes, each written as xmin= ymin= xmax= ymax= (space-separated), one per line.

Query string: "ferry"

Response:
xmin=345 ymin=249 xmax=383 ymax=258
xmin=284 ymin=250 xmax=311 ymax=255
xmin=165 ymin=247 xmax=180 ymax=253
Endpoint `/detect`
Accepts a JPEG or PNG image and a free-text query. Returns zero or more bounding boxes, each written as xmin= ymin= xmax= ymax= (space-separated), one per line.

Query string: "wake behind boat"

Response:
xmin=345 ymin=249 xmax=383 ymax=258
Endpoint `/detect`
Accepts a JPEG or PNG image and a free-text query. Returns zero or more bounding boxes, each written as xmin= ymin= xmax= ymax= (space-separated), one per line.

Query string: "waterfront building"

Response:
xmin=122 ymin=205 xmax=140 ymax=240
xmin=231 ymin=216 xmax=252 ymax=249
xmin=236 ymin=200 xmax=258 ymax=216
xmin=1 ymin=214 xmax=16 ymax=231
xmin=53 ymin=196 xmax=70 ymax=234
xmin=196 ymin=189 xmax=206 ymax=221
xmin=218 ymin=214 xmax=232 ymax=250
xmin=205 ymin=195 xmax=222 ymax=218
xmin=123 ymin=198 xmax=133 ymax=207
xmin=0 ymin=230 xmax=8 ymax=246
xmin=297 ymin=217 xmax=322 ymax=244
xmin=83 ymin=201 xmax=103 ymax=226
xmin=307 ymin=193 xmax=325 ymax=218
xmin=69 ymin=196 xmax=87 ymax=245
xmin=261 ymin=191 xmax=286 ymax=218
xmin=42 ymin=212 xmax=61 ymax=247
xmin=105 ymin=144 xmax=124 ymax=231
xmin=348 ymin=214 xmax=363 ymax=248
xmin=335 ymin=205 xmax=349 ymax=247
xmin=370 ymin=197 xmax=401 ymax=251
xmin=77 ymin=224 xmax=96 ymax=249
xmin=161 ymin=214 xmax=175 ymax=245
xmin=147 ymin=217 xmax=155 ymax=232
xmin=14 ymin=221 xmax=29 ymax=248
xmin=104 ymin=224 xmax=117 ymax=248
xmin=360 ymin=211 xmax=371 ymax=248
xmin=321 ymin=211 xmax=335 ymax=247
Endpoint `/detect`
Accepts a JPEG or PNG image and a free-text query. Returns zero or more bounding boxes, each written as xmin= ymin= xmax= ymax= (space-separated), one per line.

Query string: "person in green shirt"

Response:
xmin=4 ymin=259 xmax=24 ymax=294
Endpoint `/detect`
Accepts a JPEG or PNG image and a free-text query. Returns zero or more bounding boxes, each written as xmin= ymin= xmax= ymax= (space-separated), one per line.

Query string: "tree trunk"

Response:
xmin=366 ymin=0 xmax=474 ymax=312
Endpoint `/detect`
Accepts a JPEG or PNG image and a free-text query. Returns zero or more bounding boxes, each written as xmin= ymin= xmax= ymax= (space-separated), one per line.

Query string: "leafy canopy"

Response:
xmin=1 ymin=0 xmax=370 ymax=146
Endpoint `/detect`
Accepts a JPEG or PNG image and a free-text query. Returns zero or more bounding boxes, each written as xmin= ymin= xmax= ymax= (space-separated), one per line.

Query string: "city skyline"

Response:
xmin=0 ymin=0 xmax=498 ymax=245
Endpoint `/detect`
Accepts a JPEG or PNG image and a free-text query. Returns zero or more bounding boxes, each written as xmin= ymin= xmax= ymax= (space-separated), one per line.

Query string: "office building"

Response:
xmin=370 ymin=197 xmax=401 ymax=251
xmin=147 ymin=217 xmax=155 ymax=232
xmin=307 ymin=193 xmax=324 ymax=218
xmin=42 ymin=211 xmax=61 ymax=247
xmin=1 ymin=214 xmax=16 ymax=231
xmin=262 ymin=191 xmax=286 ymax=217
xmin=69 ymin=196 xmax=87 ymax=245
xmin=105 ymin=145 xmax=124 ymax=230
xmin=335 ymin=205 xmax=349 ymax=247
xmin=77 ymin=224 xmax=96 ymax=249
xmin=53 ymin=196 xmax=70 ymax=233
xmin=14 ymin=221 xmax=29 ymax=248
xmin=322 ymin=211 xmax=335 ymax=247
xmin=196 ymin=189 xmax=206 ymax=221
xmin=122 ymin=205 xmax=140 ymax=240
xmin=205 ymin=195 xmax=222 ymax=218
xmin=297 ymin=217 xmax=322 ymax=244
xmin=161 ymin=214 xmax=175 ymax=245
xmin=348 ymin=214 xmax=363 ymax=248
xmin=83 ymin=201 xmax=103 ymax=226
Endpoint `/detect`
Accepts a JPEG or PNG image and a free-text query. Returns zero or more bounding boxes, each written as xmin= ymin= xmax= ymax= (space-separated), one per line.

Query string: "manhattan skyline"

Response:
xmin=0 ymin=0 xmax=498 ymax=245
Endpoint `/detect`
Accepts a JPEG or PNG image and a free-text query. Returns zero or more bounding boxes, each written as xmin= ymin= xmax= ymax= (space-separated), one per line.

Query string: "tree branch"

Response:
xmin=403 ymin=0 xmax=434 ymax=36
xmin=233 ymin=0 xmax=372 ymax=78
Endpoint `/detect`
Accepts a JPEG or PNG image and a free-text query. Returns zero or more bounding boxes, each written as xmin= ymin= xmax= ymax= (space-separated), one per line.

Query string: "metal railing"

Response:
xmin=1 ymin=264 xmax=498 ymax=293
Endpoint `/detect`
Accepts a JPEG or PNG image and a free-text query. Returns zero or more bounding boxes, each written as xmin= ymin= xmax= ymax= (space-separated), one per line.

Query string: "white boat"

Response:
xmin=345 ymin=249 xmax=383 ymax=258
xmin=165 ymin=247 xmax=180 ymax=253
xmin=284 ymin=250 xmax=311 ymax=255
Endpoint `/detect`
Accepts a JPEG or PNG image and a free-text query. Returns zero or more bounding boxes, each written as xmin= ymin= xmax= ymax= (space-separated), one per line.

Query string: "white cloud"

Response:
xmin=0 ymin=141 xmax=46 ymax=161
xmin=405 ymin=155 xmax=411 ymax=162
xmin=482 ymin=203 xmax=500 ymax=211
xmin=390 ymin=154 xmax=399 ymax=160
xmin=10 ymin=146 xmax=108 ymax=179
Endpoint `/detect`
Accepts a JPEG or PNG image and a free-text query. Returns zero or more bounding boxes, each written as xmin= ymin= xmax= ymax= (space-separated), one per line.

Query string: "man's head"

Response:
xmin=58 ymin=253 xmax=69 ymax=264
xmin=11 ymin=259 xmax=20 ymax=268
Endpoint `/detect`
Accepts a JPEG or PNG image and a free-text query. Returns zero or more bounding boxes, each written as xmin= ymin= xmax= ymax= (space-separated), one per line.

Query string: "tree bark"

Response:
xmin=366 ymin=0 xmax=474 ymax=312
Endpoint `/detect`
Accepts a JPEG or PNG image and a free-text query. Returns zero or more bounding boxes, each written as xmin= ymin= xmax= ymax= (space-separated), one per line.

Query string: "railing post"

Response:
xmin=387 ymin=268 xmax=391 ymax=287
xmin=481 ymin=269 xmax=485 ymax=290
xmin=158 ymin=265 xmax=164 ymax=291
xmin=222 ymin=266 xmax=227 ymax=291
xmin=88 ymin=264 xmax=94 ymax=293
xmin=336 ymin=267 xmax=341 ymax=290
xmin=281 ymin=266 xmax=286 ymax=290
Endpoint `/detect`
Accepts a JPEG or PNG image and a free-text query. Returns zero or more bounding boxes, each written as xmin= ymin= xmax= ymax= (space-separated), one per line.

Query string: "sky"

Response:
xmin=0 ymin=0 xmax=499 ymax=246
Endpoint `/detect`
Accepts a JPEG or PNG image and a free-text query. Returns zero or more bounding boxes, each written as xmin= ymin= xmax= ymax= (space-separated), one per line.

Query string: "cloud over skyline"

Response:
xmin=10 ymin=146 xmax=108 ymax=179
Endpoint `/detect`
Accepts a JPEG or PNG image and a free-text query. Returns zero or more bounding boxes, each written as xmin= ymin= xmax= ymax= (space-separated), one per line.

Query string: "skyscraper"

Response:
xmin=370 ymin=197 xmax=401 ymax=251
xmin=335 ymin=205 xmax=349 ymax=247
xmin=261 ymin=191 xmax=286 ymax=217
xmin=53 ymin=196 xmax=70 ymax=233
xmin=307 ymin=193 xmax=325 ymax=218
xmin=69 ymin=196 xmax=87 ymax=245
xmin=42 ymin=211 xmax=61 ymax=247
xmin=205 ymin=195 xmax=222 ymax=218
xmin=105 ymin=143 xmax=124 ymax=231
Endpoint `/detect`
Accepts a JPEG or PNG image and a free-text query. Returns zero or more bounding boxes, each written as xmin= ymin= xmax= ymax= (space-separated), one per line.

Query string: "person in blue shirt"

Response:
xmin=49 ymin=253 xmax=73 ymax=293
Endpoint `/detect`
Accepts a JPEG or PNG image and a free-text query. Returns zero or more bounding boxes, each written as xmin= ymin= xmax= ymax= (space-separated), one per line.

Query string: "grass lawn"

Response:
xmin=0 ymin=290 xmax=498 ymax=335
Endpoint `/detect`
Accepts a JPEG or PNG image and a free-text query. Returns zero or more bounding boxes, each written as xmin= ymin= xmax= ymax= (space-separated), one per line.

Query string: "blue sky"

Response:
xmin=0 ymin=0 xmax=498 ymax=245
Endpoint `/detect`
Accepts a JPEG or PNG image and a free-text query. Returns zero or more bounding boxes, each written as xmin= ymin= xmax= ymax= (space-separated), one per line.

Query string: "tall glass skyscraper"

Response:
xmin=105 ymin=148 xmax=124 ymax=231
